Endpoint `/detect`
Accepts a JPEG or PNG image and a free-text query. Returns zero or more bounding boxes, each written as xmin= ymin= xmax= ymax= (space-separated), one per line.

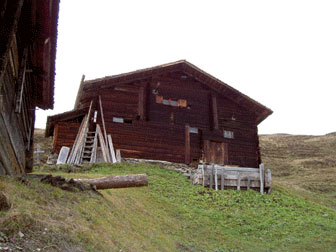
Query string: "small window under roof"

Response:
xmin=189 ymin=127 xmax=198 ymax=134
xmin=224 ymin=130 xmax=234 ymax=139
xmin=113 ymin=117 xmax=124 ymax=123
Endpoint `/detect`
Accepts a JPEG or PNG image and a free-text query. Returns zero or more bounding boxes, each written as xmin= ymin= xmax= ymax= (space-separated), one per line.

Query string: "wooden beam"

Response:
xmin=185 ymin=125 xmax=190 ymax=164
xmin=96 ymin=124 xmax=109 ymax=163
xmin=211 ymin=93 xmax=219 ymax=130
xmin=67 ymin=101 xmax=93 ymax=164
xmin=99 ymin=96 xmax=108 ymax=148
xmin=15 ymin=47 xmax=27 ymax=113
xmin=75 ymin=174 xmax=148 ymax=189
xmin=138 ymin=83 xmax=146 ymax=120
xmin=107 ymin=134 xmax=117 ymax=163
xmin=74 ymin=75 xmax=85 ymax=109
xmin=52 ymin=123 xmax=59 ymax=152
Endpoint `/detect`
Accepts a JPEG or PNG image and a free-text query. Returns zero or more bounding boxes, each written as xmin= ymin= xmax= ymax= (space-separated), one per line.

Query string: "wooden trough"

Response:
xmin=196 ymin=163 xmax=271 ymax=194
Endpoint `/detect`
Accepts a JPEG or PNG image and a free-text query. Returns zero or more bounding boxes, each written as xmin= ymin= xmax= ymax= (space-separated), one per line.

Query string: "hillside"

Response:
xmin=0 ymin=130 xmax=335 ymax=251
xmin=259 ymin=133 xmax=336 ymax=208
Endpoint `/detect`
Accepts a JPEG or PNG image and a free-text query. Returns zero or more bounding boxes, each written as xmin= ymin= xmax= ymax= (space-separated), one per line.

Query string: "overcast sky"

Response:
xmin=36 ymin=0 xmax=336 ymax=135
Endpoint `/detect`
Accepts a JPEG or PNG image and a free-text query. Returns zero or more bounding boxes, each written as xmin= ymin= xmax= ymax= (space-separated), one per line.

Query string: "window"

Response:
xmin=113 ymin=117 xmax=124 ymax=123
xmin=171 ymin=100 xmax=178 ymax=107
xmin=178 ymin=99 xmax=187 ymax=108
xmin=124 ymin=119 xmax=132 ymax=124
xmin=189 ymin=127 xmax=198 ymax=134
xmin=156 ymin=95 xmax=187 ymax=108
xmin=224 ymin=130 xmax=234 ymax=139
xmin=155 ymin=95 xmax=163 ymax=103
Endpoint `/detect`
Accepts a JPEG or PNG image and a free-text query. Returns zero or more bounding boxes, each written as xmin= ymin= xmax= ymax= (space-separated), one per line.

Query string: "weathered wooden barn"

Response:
xmin=46 ymin=60 xmax=272 ymax=167
xmin=0 ymin=0 xmax=59 ymax=175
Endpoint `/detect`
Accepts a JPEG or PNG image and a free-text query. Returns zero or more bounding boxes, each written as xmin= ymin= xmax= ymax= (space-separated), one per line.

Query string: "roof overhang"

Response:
xmin=45 ymin=107 xmax=88 ymax=137
xmin=34 ymin=0 xmax=60 ymax=109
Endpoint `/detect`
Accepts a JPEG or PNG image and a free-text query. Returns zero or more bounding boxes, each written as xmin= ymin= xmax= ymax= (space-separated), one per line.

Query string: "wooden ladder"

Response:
xmin=80 ymin=131 xmax=97 ymax=163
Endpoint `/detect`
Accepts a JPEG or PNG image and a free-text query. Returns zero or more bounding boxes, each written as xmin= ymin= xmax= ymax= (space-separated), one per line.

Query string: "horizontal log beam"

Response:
xmin=75 ymin=174 xmax=148 ymax=189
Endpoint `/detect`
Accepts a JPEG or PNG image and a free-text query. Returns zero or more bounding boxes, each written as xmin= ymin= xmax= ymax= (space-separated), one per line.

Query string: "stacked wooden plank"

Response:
xmin=65 ymin=100 xmax=118 ymax=165
xmin=66 ymin=113 xmax=90 ymax=164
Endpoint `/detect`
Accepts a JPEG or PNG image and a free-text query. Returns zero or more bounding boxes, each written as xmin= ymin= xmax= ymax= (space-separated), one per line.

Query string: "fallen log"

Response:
xmin=75 ymin=174 xmax=148 ymax=189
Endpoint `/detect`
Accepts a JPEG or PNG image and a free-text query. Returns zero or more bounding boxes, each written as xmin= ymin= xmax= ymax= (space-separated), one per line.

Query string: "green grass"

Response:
xmin=1 ymin=163 xmax=336 ymax=251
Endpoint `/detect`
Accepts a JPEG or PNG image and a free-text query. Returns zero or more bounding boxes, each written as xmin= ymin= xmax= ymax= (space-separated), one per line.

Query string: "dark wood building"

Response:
xmin=0 ymin=0 xmax=59 ymax=175
xmin=46 ymin=60 xmax=272 ymax=167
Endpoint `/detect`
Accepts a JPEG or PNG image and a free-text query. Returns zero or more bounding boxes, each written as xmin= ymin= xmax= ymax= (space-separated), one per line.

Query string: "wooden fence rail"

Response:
xmin=197 ymin=163 xmax=271 ymax=194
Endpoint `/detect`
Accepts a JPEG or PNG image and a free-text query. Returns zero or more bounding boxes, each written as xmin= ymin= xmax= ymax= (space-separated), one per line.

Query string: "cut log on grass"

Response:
xmin=75 ymin=174 xmax=148 ymax=189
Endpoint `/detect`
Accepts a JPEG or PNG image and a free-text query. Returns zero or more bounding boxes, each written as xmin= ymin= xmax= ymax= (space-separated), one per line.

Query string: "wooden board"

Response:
xmin=107 ymin=134 xmax=117 ymax=163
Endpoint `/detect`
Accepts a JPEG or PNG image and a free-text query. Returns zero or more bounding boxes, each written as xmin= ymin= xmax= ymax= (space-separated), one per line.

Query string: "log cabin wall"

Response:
xmin=148 ymin=71 xmax=211 ymax=129
xmin=0 ymin=0 xmax=59 ymax=175
xmin=48 ymin=61 xmax=272 ymax=167
xmin=0 ymin=52 xmax=35 ymax=175
xmin=53 ymin=122 xmax=81 ymax=153
xmin=51 ymin=75 xmax=258 ymax=166
xmin=0 ymin=1 xmax=36 ymax=175
xmin=216 ymin=96 xmax=259 ymax=168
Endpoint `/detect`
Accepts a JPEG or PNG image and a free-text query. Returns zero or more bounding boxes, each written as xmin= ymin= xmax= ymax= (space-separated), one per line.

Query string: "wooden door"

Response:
xmin=203 ymin=140 xmax=228 ymax=164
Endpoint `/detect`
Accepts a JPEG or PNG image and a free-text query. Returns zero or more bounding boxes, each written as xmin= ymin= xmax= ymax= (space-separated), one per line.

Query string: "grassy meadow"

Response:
xmin=0 ymin=130 xmax=335 ymax=251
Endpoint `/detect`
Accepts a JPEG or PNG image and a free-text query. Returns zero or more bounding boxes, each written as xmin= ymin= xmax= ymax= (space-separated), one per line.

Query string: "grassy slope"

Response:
xmin=259 ymin=133 xmax=336 ymax=209
xmin=0 ymin=130 xmax=335 ymax=251
xmin=1 ymin=163 xmax=336 ymax=252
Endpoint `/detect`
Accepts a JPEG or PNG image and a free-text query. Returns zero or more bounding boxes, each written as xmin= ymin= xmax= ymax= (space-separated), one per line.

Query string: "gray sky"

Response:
xmin=36 ymin=0 xmax=336 ymax=135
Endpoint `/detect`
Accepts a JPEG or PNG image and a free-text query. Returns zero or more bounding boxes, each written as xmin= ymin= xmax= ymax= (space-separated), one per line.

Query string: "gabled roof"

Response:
xmin=75 ymin=60 xmax=273 ymax=124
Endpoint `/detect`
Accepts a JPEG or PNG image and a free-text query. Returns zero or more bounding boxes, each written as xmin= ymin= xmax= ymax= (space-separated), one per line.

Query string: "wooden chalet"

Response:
xmin=46 ymin=60 xmax=272 ymax=167
xmin=0 ymin=0 xmax=59 ymax=175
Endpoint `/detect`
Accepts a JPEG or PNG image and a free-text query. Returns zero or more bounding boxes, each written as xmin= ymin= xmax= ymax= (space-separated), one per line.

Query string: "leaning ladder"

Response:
xmin=80 ymin=130 xmax=97 ymax=163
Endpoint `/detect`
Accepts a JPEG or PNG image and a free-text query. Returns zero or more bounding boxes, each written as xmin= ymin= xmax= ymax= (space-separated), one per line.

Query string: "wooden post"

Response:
xmin=209 ymin=164 xmax=214 ymax=189
xmin=259 ymin=163 xmax=265 ymax=194
xmin=211 ymin=94 xmax=219 ymax=130
xmin=185 ymin=125 xmax=190 ymax=164
xmin=138 ymin=84 xmax=147 ymax=120
xmin=116 ymin=149 xmax=121 ymax=163
xmin=221 ymin=169 xmax=224 ymax=190
xmin=215 ymin=166 xmax=218 ymax=191
xmin=237 ymin=174 xmax=241 ymax=190
xmin=202 ymin=163 xmax=205 ymax=187
xmin=265 ymin=169 xmax=272 ymax=193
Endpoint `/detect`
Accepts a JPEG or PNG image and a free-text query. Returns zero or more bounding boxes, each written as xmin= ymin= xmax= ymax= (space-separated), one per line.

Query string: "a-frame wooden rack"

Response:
xmin=66 ymin=97 xmax=117 ymax=165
